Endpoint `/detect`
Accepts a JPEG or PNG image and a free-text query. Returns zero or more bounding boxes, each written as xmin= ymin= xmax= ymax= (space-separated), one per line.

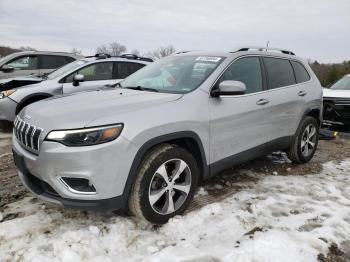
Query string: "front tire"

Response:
xmin=129 ymin=144 xmax=199 ymax=224
xmin=288 ymin=116 xmax=319 ymax=163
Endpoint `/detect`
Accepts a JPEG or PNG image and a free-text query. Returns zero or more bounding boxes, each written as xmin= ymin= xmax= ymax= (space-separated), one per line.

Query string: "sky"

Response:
xmin=0 ymin=0 xmax=349 ymax=63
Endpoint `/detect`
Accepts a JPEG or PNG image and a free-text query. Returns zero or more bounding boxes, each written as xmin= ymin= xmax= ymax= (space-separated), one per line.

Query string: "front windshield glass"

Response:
xmin=120 ymin=55 xmax=225 ymax=93
xmin=46 ymin=60 xmax=88 ymax=80
xmin=330 ymin=76 xmax=350 ymax=90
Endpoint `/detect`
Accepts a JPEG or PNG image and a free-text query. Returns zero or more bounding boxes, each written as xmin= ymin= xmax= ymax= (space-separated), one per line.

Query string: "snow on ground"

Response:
xmin=1 ymin=160 xmax=350 ymax=262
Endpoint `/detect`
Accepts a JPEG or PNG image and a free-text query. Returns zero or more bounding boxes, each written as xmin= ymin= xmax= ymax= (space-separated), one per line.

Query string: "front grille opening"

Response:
xmin=61 ymin=177 xmax=97 ymax=193
xmin=14 ymin=117 xmax=43 ymax=153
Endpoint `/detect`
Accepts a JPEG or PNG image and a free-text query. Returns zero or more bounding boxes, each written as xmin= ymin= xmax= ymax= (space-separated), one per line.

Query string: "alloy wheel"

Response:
xmin=148 ymin=158 xmax=192 ymax=215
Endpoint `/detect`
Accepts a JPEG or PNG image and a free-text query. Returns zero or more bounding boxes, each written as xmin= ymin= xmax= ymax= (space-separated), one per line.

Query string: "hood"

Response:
xmin=0 ymin=76 xmax=43 ymax=91
xmin=21 ymin=88 xmax=182 ymax=132
xmin=323 ymin=88 xmax=350 ymax=99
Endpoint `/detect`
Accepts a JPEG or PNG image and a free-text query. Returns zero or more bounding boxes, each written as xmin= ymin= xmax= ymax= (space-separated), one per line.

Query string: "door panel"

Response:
xmin=209 ymin=93 xmax=271 ymax=163
xmin=209 ymin=56 xmax=269 ymax=164
xmin=62 ymin=79 xmax=116 ymax=94
xmin=263 ymin=57 xmax=305 ymax=142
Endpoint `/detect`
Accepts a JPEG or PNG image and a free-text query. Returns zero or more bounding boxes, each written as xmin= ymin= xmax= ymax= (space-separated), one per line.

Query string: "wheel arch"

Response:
xmin=120 ymin=131 xmax=209 ymax=208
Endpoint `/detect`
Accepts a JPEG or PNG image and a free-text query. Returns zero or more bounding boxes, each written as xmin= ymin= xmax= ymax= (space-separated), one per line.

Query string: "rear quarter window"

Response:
xmin=264 ymin=57 xmax=296 ymax=89
xmin=291 ymin=60 xmax=311 ymax=83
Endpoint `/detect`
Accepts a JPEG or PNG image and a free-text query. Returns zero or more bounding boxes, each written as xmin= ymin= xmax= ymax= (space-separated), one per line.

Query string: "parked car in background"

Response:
xmin=0 ymin=51 xmax=81 ymax=80
xmin=323 ymin=74 xmax=350 ymax=131
xmin=12 ymin=47 xmax=322 ymax=224
xmin=0 ymin=54 xmax=152 ymax=124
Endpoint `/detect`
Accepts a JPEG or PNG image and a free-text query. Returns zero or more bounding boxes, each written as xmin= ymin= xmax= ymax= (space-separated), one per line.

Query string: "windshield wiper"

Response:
xmin=124 ymin=86 xmax=159 ymax=92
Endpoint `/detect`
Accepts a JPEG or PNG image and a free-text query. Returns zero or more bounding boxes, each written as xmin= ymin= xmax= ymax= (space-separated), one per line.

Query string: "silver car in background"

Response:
xmin=0 ymin=51 xmax=80 ymax=79
xmin=0 ymin=54 xmax=152 ymax=124
xmin=12 ymin=47 xmax=322 ymax=224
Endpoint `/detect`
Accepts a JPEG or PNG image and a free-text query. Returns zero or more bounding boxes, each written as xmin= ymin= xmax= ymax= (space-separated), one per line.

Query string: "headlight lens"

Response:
xmin=46 ymin=124 xmax=123 ymax=146
xmin=0 ymin=89 xmax=16 ymax=99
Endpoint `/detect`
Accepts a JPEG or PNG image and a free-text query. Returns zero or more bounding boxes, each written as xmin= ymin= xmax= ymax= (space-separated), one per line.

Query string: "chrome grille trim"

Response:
xmin=14 ymin=116 xmax=43 ymax=154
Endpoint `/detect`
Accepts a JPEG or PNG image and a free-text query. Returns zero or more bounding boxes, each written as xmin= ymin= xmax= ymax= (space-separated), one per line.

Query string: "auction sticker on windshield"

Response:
xmin=195 ymin=56 xmax=222 ymax=63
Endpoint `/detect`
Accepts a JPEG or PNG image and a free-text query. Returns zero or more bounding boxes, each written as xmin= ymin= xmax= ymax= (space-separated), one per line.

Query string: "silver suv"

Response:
xmin=0 ymin=54 xmax=151 ymax=124
xmin=0 ymin=51 xmax=80 ymax=79
xmin=12 ymin=47 xmax=322 ymax=224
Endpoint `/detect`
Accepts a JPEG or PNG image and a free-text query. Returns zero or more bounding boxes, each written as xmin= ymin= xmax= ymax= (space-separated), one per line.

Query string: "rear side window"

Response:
xmin=291 ymin=60 xmax=310 ymax=83
xmin=114 ymin=62 xmax=145 ymax=79
xmin=218 ymin=57 xmax=263 ymax=94
xmin=39 ymin=55 xmax=73 ymax=69
xmin=264 ymin=57 xmax=296 ymax=89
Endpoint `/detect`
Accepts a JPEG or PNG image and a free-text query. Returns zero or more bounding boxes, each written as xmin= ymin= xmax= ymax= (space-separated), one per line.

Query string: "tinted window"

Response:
xmin=65 ymin=62 xmax=113 ymax=82
xmin=40 ymin=55 xmax=72 ymax=69
xmin=264 ymin=57 xmax=296 ymax=89
xmin=218 ymin=57 xmax=263 ymax=94
xmin=115 ymin=62 xmax=145 ymax=79
xmin=6 ymin=55 xmax=38 ymax=70
xmin=291 ymin=60 xmax=310 ymax=83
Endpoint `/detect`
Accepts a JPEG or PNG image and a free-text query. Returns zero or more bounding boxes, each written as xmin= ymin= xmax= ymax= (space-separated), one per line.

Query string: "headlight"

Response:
xmin=46 ymin=124 xmax=123 ymax=146
xmin=0 ymin=89 xmax=16 ymax=99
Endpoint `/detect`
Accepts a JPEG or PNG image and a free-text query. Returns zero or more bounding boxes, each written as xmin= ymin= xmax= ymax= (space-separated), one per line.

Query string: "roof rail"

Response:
xmin=84 ymin=53 xmax=153 ymax=62
xmin=118 ymin=53 xmax=153 ymax=62
xmin=232 ymin=46 xmax=295 ymax=56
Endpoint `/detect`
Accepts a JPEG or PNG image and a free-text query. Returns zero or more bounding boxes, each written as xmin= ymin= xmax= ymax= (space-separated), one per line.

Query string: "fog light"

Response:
xmin=59 ymin=177 xmax=97 ymax=194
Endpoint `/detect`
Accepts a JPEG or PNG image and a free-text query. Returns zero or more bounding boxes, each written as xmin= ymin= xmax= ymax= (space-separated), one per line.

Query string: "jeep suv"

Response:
xmin=12 ymin=47 xmax=322 ymax=224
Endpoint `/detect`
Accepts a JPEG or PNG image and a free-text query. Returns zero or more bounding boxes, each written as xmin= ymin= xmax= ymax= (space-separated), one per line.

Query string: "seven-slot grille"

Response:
xmin=14 ymin=117 xmax=43 ymax=153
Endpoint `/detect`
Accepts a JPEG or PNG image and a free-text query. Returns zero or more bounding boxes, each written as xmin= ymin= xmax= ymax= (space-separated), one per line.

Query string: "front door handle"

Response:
xmin=256 ymin=98 xmax=270 ymax=106
xmin=298 ymin=90 xmax=307 ymax=97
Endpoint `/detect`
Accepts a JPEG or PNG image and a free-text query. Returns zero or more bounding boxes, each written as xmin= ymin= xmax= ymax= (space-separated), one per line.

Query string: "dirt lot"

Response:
xmin=1 ymin=128 xmax=350 ymax=261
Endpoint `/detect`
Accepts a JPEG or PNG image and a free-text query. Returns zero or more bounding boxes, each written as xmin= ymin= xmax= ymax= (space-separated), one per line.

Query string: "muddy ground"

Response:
xmin=1 ymin=126 xmax=350 ymax=261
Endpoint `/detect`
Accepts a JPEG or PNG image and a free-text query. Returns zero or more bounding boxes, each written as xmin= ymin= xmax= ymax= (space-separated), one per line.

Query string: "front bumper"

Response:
xmin=0 ymin=97 xmax=17 ymax=122
xmin=12 ymin=133 xmax=138 ymax=211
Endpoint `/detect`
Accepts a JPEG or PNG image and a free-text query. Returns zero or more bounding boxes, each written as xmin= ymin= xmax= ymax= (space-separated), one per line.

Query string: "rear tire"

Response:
xmin=129 ymin=144 xmax=199 ymax=224
xmin=288 ymin=116 xmax=319 ymax=164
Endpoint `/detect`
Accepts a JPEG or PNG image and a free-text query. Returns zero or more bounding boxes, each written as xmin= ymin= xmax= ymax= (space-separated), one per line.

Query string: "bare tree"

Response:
xmin=151 ymin=45 xmax=176 ymax=60
xmin=130 ymin=49 xmax=140 ymax=56
xmin=70 ymin=48 xmax=82 ymax=55
xmin=96 ymin=44 xmax=110 ymax=55
xmin=96 ymin=42 xmax=127 ymax=56
xmin=19 ymin=46 xmax=36 ymax=51
xmin=109 ymin=42 xmax=126 ymax=56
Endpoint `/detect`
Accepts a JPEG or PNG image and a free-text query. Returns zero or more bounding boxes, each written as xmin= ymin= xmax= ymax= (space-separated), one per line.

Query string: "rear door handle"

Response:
xmin=298 ymin=90 xmax=307 ymax=97
xmin=256 ymin=98 xmax=270 ymax=106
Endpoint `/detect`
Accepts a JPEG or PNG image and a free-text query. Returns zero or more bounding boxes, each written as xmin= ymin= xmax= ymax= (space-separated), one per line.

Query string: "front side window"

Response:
xmin=217 ymin=57 xmax=263 ymax=94
xmin=65 ymin=62 xmax=113 ymax=82
xmin=291 ymin=60 xmax=310 ymax=83
xmin=47 ymin=60 xmax=87 ymax=80
xmin=120 ymin=55 xmax=224 ymax=93
xmin=115 ymin=62 xmax=145 ymax=79
xmin=264 ymin=57 xmax=296 ymax=89
xmin=330 ymin=75 xmax=350 ymax=90
xmin=6 ymin=55 xmax=38 ymax=70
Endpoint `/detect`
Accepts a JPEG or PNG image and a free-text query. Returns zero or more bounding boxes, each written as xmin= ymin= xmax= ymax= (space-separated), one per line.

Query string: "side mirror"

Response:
xmin=1 ymin=65 xmax=14 ymax=73
xmin=73 ymin=74 xmax=84 ymax=86
xmin=211 ymin=80 xmax=246 ymax=97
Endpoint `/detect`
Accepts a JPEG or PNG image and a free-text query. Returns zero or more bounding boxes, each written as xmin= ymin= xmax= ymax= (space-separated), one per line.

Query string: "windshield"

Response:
xmin=120 ymin=55 xmax=224 ymax=93
xmin=330 ymin=76 xmax=350 ymax=90
xmin=46 ymin=60 xmax=88 ymax=80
